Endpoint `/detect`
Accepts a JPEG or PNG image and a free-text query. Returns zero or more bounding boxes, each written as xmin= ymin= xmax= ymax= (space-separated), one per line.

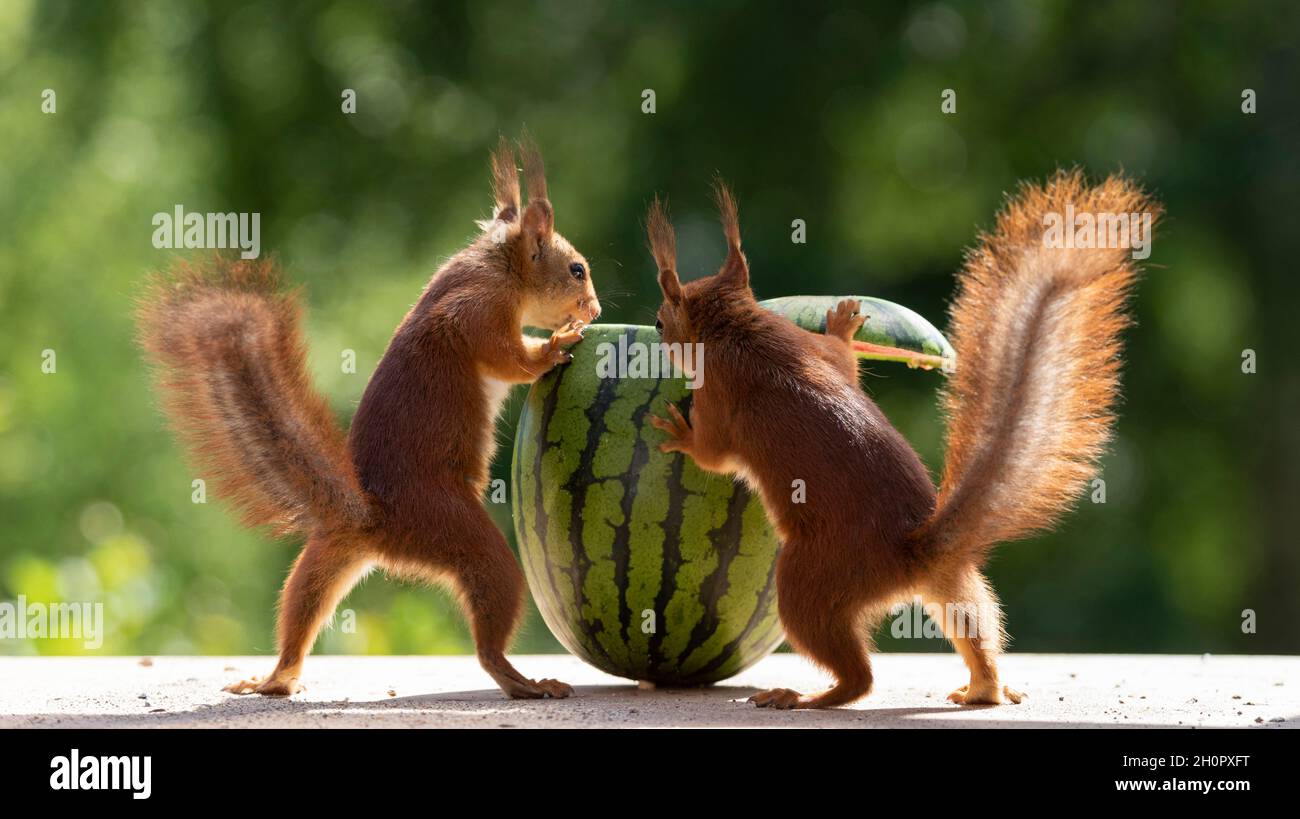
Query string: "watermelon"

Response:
xmin=759 ymin=295 xmax=955 ymax=370
xmin=510 ymin=295 xmax=953 ymax=685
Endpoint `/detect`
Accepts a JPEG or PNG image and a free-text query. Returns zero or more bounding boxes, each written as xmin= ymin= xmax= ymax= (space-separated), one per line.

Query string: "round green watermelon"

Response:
xmin=510 ymin=296 xmax=953 ymax=685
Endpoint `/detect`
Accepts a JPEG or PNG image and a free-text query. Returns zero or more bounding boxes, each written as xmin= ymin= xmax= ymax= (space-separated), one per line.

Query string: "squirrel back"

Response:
xmin=685 ymin=285 xmax=936 ymax=545
xmin=647 ymin=188 xmax=936 ymax=556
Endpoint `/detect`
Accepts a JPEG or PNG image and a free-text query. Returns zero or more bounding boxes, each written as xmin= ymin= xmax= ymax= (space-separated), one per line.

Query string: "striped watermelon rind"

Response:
xmin=512 ymin=324 xmax=784 ymax=685
xmin=511 ymin=296 xmax=951 ymax=685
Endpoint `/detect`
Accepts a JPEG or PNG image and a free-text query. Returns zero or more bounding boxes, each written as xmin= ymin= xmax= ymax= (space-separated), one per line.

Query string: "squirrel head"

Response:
xmin=646 ymin=180 xmax=752 ymax=348
xmin=480 ymin=135 xmax=601 ymax=330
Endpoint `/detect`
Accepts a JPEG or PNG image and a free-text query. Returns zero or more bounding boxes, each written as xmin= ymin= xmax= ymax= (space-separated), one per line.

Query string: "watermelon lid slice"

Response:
xmin=759 ymin=295 xmax=955 ymax=371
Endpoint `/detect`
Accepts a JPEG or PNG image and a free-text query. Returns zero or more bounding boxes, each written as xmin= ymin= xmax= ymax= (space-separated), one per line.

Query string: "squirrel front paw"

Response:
xmin=826 ymin=299 xmax=866 ymax=343
xmin=544 ymin=319 xmax=587 ymax=368
xmin=649 ymin=402 xmax=694 ymax=454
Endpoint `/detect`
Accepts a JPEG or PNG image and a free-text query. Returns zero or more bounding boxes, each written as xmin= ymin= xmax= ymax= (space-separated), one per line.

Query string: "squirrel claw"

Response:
xmin=748 ymin=688 xmax=803 ymax=709
xmin=500 ymin=676 xmax=575 ymax=700
xmin=544 ymin=320 xmax=586 ymax=368
xmin=948 ymin=683 xmax=1024 ymax=705
xmin=549 ymin=320 xmax=585 ymax=344
xmin=827 ymin=299 xmax=867 ymax=341
xmin=223 ymin=675 xmax=303 ymax=697
xmin=650 ymin=402 xmax=693 ymax=452
xmin=534 ymin=678 xmax=575 ymax=698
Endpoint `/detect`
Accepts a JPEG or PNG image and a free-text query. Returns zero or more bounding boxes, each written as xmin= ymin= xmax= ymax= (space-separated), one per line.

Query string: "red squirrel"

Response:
xmin=647 ymin=172 xmax=1157 ymax=708
xmin=137 ymin=136 xmax=600 ymax=698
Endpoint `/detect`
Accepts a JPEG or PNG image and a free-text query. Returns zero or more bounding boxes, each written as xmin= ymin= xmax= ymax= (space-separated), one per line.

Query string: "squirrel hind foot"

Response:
xmin=495 ymin=676 xmax=574 ymax=700
xmin=748 ymin=688 xmax=803 ymax=709
xmin=222 ymin=674 xmax=304 ymax=697
xmin=948 ymin=683 xmax=1024 ymax=706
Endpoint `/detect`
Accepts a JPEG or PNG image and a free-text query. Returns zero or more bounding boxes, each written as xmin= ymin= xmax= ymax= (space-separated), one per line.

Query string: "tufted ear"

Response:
xmin=520 ymin=200 xmax=553 ymax=249
xmin=519 ymin=131 xmax=548 ymax=203
xmin=646 ymin=196 xmax=681 ymax=304
xmin=658 ymin=268 xmax=683 ymax=305
xmin=489 ymin=135 xmax=520 ymax=224
xmin=518 ymin=133 xmax=553 ymax=246
xmin=713 ymin=178 xmax=748 ymax=289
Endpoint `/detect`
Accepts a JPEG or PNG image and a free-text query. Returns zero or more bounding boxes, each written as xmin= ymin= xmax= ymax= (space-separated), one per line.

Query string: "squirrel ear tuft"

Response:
xmin=645 ymin=195 xmax=677 ymax=274
xmin=518 ymin=131 xmax=548 ymax=204
xmin=712 ymin=179 xmax=749 ymax=288
xmin=517 ymin=131 xmax=553 ymax=246
xmin=647 ymin=196 xmax=682 ymax=304
xmin=490 ymin=135 xmax=520 ymax=223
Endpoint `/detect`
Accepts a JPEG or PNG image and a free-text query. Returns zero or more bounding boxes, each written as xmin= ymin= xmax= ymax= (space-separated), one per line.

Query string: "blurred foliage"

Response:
xmin=1 ymin=0 xmax=1296 ymax=658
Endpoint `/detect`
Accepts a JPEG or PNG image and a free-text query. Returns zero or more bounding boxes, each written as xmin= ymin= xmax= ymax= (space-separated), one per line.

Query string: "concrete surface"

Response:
xmin=1 ymin=653 xmax=1296 ymax=728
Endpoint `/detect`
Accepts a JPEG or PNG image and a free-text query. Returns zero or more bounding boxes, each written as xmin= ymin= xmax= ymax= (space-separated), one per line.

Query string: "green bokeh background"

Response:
xmin=1 ymin=0 xmax=1295 ymax=658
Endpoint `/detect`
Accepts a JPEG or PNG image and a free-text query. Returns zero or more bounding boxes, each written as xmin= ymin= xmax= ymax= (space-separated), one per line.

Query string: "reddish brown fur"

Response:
xmin=490 ymin=134 xmax=521 ymax=223
xmin=917 ymin=171 xmax=1160 ymax=560
xmin=137 ymin=258 xmax=370 ymax=537
xmin=137 ymin=139 xmax=600 ymax=698
xmin=648 ymin=172 xmax=1157 ymax=708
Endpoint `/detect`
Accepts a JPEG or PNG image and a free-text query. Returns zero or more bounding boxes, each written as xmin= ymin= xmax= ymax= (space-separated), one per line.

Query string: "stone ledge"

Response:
xmin=2 ymin=653 xmax=1296 ymax=729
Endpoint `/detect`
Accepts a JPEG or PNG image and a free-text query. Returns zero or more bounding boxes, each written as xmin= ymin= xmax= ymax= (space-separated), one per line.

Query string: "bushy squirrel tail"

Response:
xmin=137 ymin=255 xmax=371 ymax=536
xmin=913 ymin=170 xmax=1159 ymax=560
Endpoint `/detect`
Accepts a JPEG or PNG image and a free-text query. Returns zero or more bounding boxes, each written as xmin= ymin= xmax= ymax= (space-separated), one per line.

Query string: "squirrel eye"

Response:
xmin=654 ymin=317 xmax=664 ymax=334
xmin=569 ymin=262 xmax=586 ymax=280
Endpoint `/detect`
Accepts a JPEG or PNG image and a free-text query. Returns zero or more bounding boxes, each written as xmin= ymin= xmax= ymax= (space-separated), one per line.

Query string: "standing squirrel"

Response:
xmin=646 ymin=172 xmax=1157 ymax=708
xmin=137 ymin=136 xmax=600 ymax=698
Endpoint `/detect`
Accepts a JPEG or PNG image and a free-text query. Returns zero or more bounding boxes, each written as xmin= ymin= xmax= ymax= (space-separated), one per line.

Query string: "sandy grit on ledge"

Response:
xmin=1 ymin=653 xmax=1295 ymax=729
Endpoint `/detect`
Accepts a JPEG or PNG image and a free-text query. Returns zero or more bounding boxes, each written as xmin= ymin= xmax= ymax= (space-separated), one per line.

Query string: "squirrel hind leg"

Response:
xmin=458 ymin=546 xmax=574 ymax=699
xmin=918 ymin=565 xmax=1025 ymax=706
xmin=378 ymin=507 xmax=573 ymax=700
xmin=770 ymin=626 xmax=875 ymax=709
xmin=761 ymin=551 xmax=877 ymax=709
xmin=224 ymin=532 xmax=375 ymax=696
